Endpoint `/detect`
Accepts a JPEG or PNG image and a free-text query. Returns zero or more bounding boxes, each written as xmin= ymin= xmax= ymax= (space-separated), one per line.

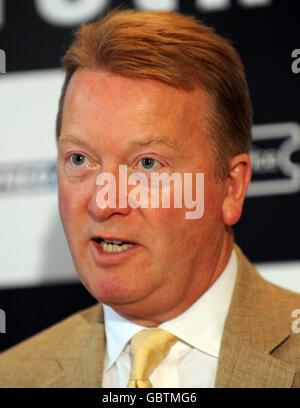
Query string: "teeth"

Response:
xmin=103 ymin=239 xmax=123 ymax=244
xmin=100 ymin=241 xmax=134 ymax=253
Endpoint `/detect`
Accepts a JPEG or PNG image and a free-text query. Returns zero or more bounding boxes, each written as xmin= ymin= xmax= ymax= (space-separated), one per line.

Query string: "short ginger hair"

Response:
xmin=56 ymin=8 xmax=253 ymax=180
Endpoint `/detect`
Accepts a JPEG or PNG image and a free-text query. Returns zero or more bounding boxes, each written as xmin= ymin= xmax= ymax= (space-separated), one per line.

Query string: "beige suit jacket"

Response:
xmin=1 ymin=245 xmax=300 ymax=388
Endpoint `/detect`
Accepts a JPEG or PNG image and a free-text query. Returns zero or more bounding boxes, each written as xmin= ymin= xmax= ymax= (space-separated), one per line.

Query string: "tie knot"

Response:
xmin=128 ymin=329 xmax=178 ymax=388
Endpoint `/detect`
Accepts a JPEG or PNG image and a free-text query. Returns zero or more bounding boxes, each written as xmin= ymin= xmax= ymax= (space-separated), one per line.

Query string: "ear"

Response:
xmin=222 ymin=153 xmax=252 ymax=226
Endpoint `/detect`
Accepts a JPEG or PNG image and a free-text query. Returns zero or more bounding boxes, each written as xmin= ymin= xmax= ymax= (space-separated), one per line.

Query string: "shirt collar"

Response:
xmin=103 ymin=304 xmax=145 ymax=370
xmin=160 ymin=249 xmax=237 ymax=358
xmin=103 ymin=248 xmax=237 ymax=369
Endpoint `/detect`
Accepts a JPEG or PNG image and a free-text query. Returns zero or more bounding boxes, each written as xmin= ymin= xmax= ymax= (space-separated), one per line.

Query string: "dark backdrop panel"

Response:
xmin=0 ymin=284 xmax=96 ymax=353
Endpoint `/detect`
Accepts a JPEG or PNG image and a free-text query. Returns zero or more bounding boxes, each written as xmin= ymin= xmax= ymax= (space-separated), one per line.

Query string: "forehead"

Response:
xmin=60 ymin=69 xmax=211 ymax=156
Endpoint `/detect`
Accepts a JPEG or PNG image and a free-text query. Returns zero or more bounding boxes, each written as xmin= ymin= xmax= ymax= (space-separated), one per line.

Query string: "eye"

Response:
xmin=138 ymin=157 xmax=162 ymax=171
xmin=69 ymin=153 xmax=91 ymax=168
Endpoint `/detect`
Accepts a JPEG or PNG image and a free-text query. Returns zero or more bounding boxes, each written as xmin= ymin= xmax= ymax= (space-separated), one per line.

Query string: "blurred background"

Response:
xmin=0 ymin=0 xmax=299 ymax=352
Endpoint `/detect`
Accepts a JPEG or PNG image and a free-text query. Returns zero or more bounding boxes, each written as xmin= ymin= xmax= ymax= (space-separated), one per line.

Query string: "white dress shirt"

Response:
xmin=102 ymin=249 xmax=237 ymax=388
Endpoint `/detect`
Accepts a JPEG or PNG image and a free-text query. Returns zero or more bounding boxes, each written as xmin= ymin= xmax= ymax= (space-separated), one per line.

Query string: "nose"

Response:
xmin=87 ymin=166 xmax=131 ymax=221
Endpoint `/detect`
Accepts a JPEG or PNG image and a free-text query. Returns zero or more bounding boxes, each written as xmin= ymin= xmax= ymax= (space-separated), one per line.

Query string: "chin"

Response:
xmin=79 ymin=269 xmax=143 ymax=306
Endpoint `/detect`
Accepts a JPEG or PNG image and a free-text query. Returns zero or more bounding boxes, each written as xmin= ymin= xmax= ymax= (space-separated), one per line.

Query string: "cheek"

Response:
xmin=204 ymin=182 xmax=226 ymax=222
xmin=58 ymin=181 xmax=89 ymax=236
xmin=58 ymin=183 xmax=74 ymax=229
xmin=145 ymin=207 xmax=192 ymax=255
xmin=147 ymin=206 xmax=183 ymax=230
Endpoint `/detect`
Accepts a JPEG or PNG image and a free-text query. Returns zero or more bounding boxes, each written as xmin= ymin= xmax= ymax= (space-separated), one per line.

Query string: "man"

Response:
xmin=1 ymin=8 xmax=300 ymax=388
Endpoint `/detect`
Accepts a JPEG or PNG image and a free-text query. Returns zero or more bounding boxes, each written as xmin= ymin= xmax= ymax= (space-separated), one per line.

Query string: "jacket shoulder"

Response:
xmin=0 ymin=304 xmax=99 ymax=387
xmin=235 ymin=244 xmax=300 ymax=312
xmin=234 ymin=245 xmax=300 ymax=387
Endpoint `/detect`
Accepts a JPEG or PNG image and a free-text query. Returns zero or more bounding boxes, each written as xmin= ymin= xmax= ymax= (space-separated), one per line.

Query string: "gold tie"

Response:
xmin=127 ymin=328 xmax=178 ymax=388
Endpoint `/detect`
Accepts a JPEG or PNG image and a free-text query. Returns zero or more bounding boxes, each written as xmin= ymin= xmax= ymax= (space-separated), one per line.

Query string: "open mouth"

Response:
xmin=92 ymin=237 xmax=135 ymax=253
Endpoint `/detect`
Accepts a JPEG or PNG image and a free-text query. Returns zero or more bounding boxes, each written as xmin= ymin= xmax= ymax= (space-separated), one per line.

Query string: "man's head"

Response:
xmin=56 ymin=8 xmax=252 ymax=181
xmin=56 ymin=9 xmax=252 ymax=326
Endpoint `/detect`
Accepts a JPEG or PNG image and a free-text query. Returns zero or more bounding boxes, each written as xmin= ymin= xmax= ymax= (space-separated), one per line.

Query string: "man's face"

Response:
xmin=57 ymin=69 xmax=229 ymax=325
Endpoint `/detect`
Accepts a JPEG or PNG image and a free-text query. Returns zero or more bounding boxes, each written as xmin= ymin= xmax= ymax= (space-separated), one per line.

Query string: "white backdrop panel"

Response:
xmin=0 ymin=69 xmax=78 ymax=287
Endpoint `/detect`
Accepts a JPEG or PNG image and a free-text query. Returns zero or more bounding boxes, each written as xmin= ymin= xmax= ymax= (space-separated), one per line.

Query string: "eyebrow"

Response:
xmin=58 ymin=134 xmax=178 ymax=149
xmin=58 ymin=135 xmax=89 ymax=147
xmin=129 ymin=137 xmax=178 ymax=149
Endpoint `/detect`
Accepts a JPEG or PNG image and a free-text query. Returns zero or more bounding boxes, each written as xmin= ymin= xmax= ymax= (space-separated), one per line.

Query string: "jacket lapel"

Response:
xmin=215 ymin=328 xmax=295 ymax=387
xmin=45 ymin=305 xmax=106 ymax=388
xmin=215 ymin=245 xmax=296 ymax=388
